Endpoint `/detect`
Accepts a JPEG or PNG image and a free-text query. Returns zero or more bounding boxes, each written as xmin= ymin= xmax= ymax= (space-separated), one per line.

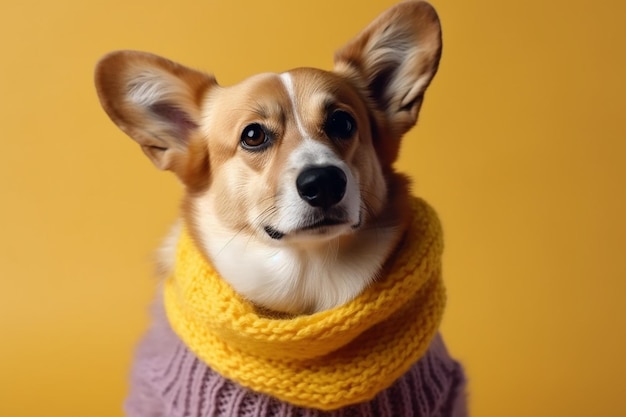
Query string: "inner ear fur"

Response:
xmin=94 ymin=50 xmax=216 ymax=171
xmin=334 ymin=1 xmax=442 ymax=164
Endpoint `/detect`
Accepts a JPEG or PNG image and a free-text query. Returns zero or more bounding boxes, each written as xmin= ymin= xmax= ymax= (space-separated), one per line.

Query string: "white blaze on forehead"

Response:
xmin=279 ymin=72 xmax=338 ymax=166
xmin=279 ymin=72 xmax=311 ymax=139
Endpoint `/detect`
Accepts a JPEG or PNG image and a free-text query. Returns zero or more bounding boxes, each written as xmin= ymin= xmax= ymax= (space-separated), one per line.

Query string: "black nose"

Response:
xmin=296 ymin=166 xmax=347 ymax=209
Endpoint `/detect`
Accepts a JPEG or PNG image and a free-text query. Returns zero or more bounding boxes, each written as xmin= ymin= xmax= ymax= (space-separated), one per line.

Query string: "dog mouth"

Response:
xmin=264 ymin=215 xmax=361 ymax=240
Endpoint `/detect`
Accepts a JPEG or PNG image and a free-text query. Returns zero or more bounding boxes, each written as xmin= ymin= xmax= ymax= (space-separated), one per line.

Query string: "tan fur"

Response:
xmin=95 ymin=0 xmax=442 ymax=314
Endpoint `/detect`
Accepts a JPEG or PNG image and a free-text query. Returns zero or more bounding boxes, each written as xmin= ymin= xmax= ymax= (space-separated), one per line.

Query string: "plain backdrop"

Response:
xmin=1 ymin=1 xmax=625 ymax=416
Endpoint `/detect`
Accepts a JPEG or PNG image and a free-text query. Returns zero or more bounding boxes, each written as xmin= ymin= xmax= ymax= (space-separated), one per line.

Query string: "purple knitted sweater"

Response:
xmin=125 ymin=300 xmax=466 ymax=417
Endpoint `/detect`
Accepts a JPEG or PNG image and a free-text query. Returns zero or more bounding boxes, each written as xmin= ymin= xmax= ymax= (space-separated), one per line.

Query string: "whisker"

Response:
xmin=214 ymin=198 xmax=279 ymax=258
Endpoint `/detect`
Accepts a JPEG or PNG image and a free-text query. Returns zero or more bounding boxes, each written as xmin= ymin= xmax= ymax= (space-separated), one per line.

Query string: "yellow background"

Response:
xmin=1 ymin=0 xmax=625 ymax=416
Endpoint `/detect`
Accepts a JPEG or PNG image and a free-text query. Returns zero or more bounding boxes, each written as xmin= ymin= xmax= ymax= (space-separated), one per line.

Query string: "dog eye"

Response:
xmin=324 ymin=110 xmax=356 ymax=140
xmin=241 ymin=123 xmax=270 ymax=150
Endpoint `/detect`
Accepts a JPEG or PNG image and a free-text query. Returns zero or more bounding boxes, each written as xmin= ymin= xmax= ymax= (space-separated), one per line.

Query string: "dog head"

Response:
xmin=95 ymin=1 xmax=442 ymax=314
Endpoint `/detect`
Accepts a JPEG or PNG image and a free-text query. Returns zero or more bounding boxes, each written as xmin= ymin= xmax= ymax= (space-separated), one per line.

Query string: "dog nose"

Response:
xmin=296 ymin=166 xmax=347 ymax=209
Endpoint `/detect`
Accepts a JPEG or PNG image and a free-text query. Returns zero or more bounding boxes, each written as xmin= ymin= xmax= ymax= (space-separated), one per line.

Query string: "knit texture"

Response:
xmin=125 ymin=301 xmax=467 ymax=417
xmin=164 ymin=197 xmax=448 ymax=410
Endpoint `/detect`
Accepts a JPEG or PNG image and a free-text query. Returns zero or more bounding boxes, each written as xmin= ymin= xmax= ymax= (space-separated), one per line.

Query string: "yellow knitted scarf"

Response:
xmin=164 ymin=197 xmax=446 ymax=410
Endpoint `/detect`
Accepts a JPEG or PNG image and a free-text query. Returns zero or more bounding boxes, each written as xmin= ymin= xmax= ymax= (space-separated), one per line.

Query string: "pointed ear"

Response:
xmin=94 ymin=50 xmax=216 ymax=170
xmin=334 ymin=1 xmax=442 ymax=139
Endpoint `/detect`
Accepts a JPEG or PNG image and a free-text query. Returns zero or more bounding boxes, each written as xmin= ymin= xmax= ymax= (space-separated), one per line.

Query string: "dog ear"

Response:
xmin=95 ymin=50 xmax=216 ymax=171
xmin=334 ymin=1 xmax=442 ymax=161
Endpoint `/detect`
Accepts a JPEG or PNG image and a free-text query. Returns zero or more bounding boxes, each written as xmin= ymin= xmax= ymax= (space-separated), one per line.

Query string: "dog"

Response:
xmin=95 ymin=1 xmax=466 ymax=416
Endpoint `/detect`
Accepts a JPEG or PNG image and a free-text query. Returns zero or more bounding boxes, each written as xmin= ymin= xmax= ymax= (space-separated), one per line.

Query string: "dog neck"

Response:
xmin=179 ymin=177 xmax=409 ymax=315
xmin=164 ymin=196 xmax=446 ymax=410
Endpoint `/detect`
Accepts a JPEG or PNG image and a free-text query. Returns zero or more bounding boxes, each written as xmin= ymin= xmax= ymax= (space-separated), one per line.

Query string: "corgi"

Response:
xmin=95 ymin=1 xmax=466 ymax=416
